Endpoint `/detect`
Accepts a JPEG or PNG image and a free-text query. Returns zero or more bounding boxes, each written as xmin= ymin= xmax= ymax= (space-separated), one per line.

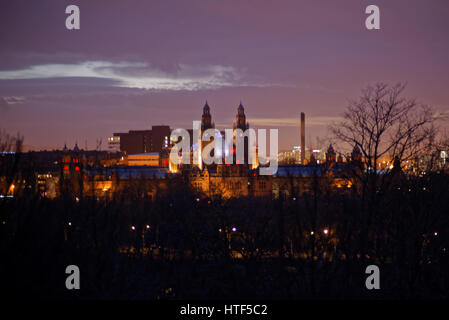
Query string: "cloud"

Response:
xmin=0 ymin=60 xmax=269 ymax=91
xmin=0 ymin=96 xmax=25 ymax=112
xmin=3 ymin=96 xmax=25 ymax=105
xmin=433 ymin=108 xmax=449 ymax=120
xmin=0 ymin=97 xmax=9 ymax=111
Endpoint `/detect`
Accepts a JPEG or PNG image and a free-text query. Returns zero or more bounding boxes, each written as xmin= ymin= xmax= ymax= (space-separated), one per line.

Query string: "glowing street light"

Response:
xmin=231 ymin=227 xmax=237 ymax=232
xmin=310 ymin=231 xmax=314 ymax=235
xmin=131 ymin=226 xmax=136 ymax=231
xmin=146 ymin=225 xmax=150 ymax=230
xmin=323 ymin=229 xmax=329 ymax=235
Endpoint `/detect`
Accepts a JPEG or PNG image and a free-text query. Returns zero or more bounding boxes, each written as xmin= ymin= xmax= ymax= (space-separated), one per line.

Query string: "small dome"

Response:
xmin=203 ymin=101 xmax=210 ymax=110
xmin=238 ymin=101 xmax=244 ymax=110
xmin=73 ymin=143 xmax=80 ymax=152
xmin=327 ymin=144 xmax=335 ymax=153
xmin=353 ymin=144 xmax=361 ymax=153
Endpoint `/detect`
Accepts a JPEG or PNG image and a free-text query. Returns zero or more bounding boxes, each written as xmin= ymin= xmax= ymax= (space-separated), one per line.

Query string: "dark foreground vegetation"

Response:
xmin=1 ymin=172 xmax=448 ymax=300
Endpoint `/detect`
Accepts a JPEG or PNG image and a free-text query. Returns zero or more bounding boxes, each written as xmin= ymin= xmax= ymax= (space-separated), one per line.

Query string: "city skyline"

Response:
xmin=1 ymin=0 xmax=449 ymax=151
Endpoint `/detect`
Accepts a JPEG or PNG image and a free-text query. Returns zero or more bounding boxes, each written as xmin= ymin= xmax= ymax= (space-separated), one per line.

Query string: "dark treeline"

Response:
xmin=1 ymin=171 xmax=448 ymax=300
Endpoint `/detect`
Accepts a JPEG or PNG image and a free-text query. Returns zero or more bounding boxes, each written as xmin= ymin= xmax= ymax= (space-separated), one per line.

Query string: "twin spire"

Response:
xmin=201 ymin=100 xmax=248 ymax=131
xmin=203 ymin=100 xmax=244 ymax=111
xmin=63 ymin=142 xmax=80 ymax=152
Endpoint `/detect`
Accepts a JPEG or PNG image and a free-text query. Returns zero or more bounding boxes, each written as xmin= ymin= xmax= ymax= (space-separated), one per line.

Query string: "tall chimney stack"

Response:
xmin=300 ymin=112 xmax=305 ymax=164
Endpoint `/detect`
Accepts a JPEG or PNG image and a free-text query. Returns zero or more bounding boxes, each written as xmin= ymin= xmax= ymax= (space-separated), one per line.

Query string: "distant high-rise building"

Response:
xmin=107 ymin=134 xmax=121 ymax=151
xmin=151 ymin=125 xmax=171 ymax=153
xmin=110 ymin=125 xmax=171 ymax=155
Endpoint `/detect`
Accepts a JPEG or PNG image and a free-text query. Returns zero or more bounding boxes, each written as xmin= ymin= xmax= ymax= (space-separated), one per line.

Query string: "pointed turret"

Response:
xmin=326 ymin=144 xmax=336 ymax=163
xmin=337 ymin=153 xmax=343 ymax=163
xmin=201 ymin=101 xmax=213 ymax=131
xmin=234 ymin=101 xmax=248 ymax=131
xmin=309 ymin=152 xmax=316 ymax=164
xmin=203 ymin=100 xmax=210 ymax=112
xmin=351 ymin=144 xmax=362 ymax=162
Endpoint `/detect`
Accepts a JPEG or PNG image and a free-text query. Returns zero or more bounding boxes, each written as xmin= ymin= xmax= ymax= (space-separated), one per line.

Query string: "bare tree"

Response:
xmin=330 ymin=83 xmax=438 ymax=175
xmin=0 ymin=130 xmax=24 ymax=194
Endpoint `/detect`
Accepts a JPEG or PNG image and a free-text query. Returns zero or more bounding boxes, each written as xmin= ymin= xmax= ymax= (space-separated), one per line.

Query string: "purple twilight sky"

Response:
xmin=0 ymin=0 xmax=448 ymax=151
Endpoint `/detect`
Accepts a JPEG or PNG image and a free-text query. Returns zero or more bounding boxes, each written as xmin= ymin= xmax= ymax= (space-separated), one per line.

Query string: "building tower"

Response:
xmin=201 ymin=101 xmax=214 ymax=131
xmin=337 ymin=153 xmax=343 ymax=163
xmin=300 ymin=112 xmax=305 ymax=164
xmin=351 ymin=145 xmax=362 ymax=162
xmin=232 ymin=102 xmax=250 ymax=166
xmin=199 ymin=101 xmax=215 ymax=170
xmin=350 ymin=145 xmax=363 ymax=169
xmin=309 ymin=152 xmax=316 ymax=164
xmin=60 ymin=143 xmax=84 ymax=198
xmin=233 ymin=102 xmax=249 ymax=131
xmin=326 ymin=144 xmax=336 ymax=163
